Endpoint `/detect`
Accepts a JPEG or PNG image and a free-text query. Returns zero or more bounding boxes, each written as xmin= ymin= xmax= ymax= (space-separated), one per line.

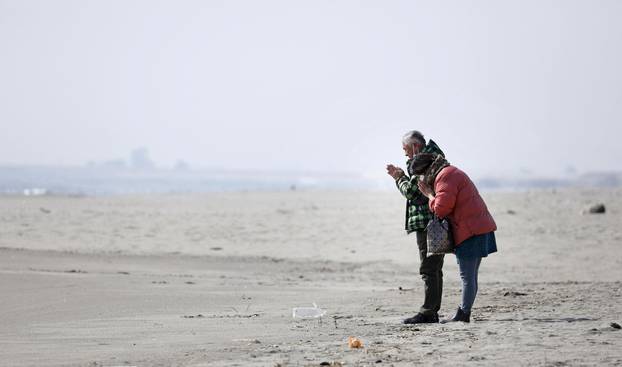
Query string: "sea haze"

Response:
xmin=0 ymin=165 xmax=376 ymax=195
xmin=0 ymin=165 xmax=620 ymax=196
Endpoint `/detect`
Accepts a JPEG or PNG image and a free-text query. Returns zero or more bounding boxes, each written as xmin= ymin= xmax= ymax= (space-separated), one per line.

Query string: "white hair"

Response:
xmin=402 ymin=130 xmax=426 ymax=147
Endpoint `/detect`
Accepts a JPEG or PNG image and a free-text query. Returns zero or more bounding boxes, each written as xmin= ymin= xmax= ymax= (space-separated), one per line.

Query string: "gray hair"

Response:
xmin=402 ymin=130 xmax=426 ymax=147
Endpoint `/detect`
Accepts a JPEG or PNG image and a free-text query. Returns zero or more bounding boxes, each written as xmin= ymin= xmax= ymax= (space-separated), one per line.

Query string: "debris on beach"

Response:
xmin=503 ymin=291 xmax=528 ymax=297
xmin=39 ymin=207 xmax=51 ymax=214
xmin=611 ymin=322 xmax=621 ymax=329
xmin=348 ymin=336 xmax=363 ymax=349
xmin=210 ymin=247 xmax=223 ymax=251
xmin=506 ymin=209 xmax=516 ymax=215
xmin=64 ymin=269 xmax=87 ymax=274
xmin=232 ymin=338 xmax=261 ymax=344
xmin=587 ymin=203 xmax=606 ymax=214
xmin=292 ymin=303 xmax=326 ymax=319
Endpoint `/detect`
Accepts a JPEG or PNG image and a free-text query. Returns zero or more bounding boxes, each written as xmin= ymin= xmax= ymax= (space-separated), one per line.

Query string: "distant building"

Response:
xmin=101 ymin=159 xmax=127 ymax=169
xmin=130 ymin=148 xmax=155 ymax=170
xmin=174 ymin=160 xmax=190 ymax=171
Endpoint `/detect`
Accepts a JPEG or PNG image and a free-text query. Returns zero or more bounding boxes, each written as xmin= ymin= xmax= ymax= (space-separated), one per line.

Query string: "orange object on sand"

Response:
xmin=348 ymin=336 xmax=363 ymax=348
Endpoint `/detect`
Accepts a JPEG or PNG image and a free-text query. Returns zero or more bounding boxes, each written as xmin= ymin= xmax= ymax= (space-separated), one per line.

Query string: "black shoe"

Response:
xmin=403 ymin=313 xmax=439 ymax=324
xmin=441 ymin=307 xmax=470 ymax=323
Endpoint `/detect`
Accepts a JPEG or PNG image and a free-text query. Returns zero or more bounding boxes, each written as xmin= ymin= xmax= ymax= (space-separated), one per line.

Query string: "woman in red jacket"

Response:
xmin=413 ymin=153 xmax=497 ymax=323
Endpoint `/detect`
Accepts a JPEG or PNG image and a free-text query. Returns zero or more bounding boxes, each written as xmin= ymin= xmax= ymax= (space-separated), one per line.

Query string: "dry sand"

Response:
xmin=1 ymin=189 xmax=621 ymax=366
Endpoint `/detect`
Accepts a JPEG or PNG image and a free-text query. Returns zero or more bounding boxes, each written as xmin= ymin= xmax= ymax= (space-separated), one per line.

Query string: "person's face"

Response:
xmin=402 ymin=142 xmax=420 ymax=159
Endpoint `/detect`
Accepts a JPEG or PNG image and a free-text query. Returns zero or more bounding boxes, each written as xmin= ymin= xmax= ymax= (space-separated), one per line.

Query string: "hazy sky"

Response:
xmin=1 ymin=0 xmax=621 ymax=178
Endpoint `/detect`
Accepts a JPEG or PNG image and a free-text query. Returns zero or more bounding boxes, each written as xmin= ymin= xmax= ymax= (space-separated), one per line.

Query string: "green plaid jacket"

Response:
xmin=395 ymin=139 xmax=445 ymax=233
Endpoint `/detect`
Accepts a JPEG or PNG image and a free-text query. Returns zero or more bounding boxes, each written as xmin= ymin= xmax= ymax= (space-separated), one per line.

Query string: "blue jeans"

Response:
xmin=456 ymin=256 xmax=482 ymax=313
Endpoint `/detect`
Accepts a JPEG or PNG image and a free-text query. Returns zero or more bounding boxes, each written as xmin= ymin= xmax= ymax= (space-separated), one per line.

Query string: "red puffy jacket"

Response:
xmin=428 ymin=166 xmax=497 ymax=246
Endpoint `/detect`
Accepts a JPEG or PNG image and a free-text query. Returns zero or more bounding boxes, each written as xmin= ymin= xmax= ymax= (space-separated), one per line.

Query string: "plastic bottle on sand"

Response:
xmin=292 ymin=303 xmax=326 ymax=319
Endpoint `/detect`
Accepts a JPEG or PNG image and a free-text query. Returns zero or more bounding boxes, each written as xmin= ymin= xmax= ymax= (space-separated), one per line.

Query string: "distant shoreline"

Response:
xmin=1 ymin=165 xmax=620 ymax=196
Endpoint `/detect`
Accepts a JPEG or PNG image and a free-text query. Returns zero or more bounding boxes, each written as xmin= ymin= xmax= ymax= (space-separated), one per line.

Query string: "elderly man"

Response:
xmin=386 ymin=130 xmax=446 ymax=324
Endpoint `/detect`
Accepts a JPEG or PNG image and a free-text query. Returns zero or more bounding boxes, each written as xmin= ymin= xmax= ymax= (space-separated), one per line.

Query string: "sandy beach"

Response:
xmin=1 ymin=189 xmax=622 ymax=366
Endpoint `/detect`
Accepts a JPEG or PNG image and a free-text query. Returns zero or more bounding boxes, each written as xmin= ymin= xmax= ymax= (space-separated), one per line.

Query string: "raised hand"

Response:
xmin=386 ymin=164 xmax=405 ymax=180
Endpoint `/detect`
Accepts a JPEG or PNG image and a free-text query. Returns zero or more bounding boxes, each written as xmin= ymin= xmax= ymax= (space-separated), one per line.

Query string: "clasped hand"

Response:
xmin=417 ymin=180 xmax=435 ymax=200
xmin=386 ymin=164 xmax=405 ymax=180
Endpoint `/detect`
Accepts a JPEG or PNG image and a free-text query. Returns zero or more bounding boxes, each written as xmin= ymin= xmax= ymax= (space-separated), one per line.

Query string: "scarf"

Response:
xmin=409 ymin=153 xmax=450 ymax=189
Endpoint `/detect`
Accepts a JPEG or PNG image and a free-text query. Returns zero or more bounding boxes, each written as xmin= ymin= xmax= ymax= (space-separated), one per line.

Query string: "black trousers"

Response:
xmin=416 ymin=230 xmax=444 ymax=315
